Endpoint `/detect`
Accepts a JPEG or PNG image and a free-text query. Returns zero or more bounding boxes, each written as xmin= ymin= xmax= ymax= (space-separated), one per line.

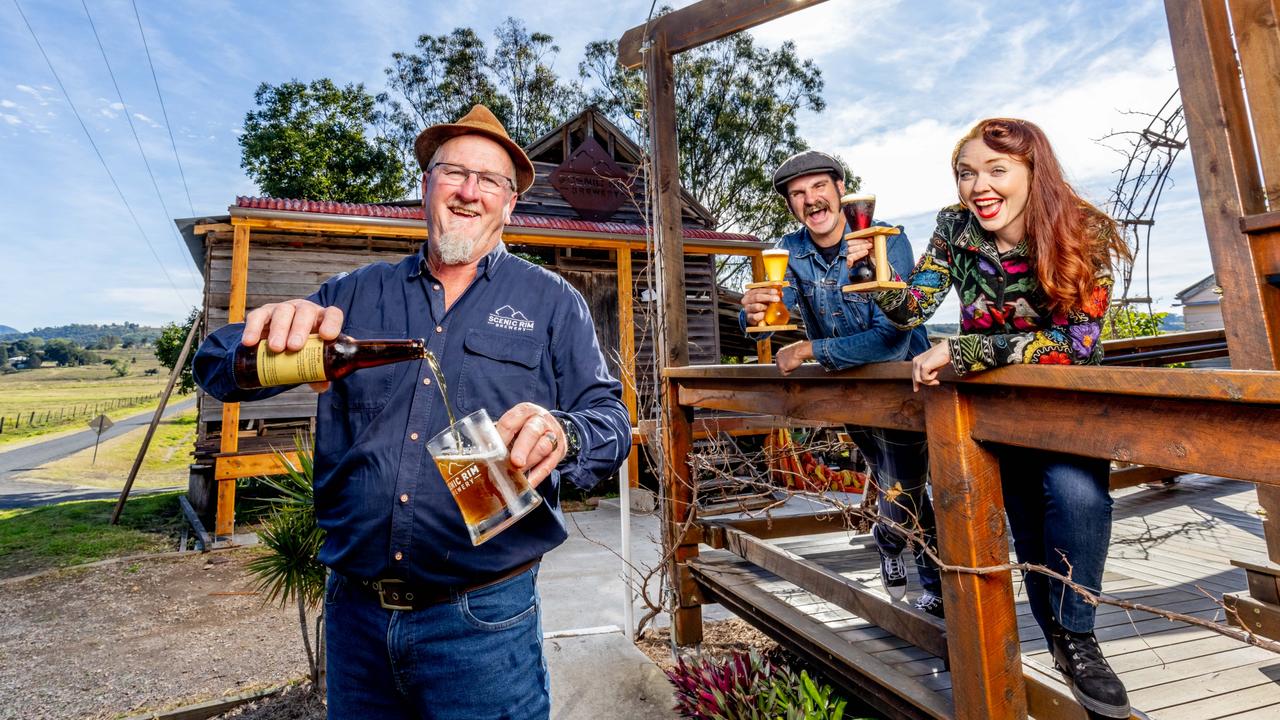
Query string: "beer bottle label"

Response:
xmin=256 ymin=335 xmax=327 ymax=386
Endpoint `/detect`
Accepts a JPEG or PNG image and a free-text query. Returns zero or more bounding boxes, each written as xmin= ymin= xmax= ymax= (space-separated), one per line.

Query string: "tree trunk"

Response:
xmin=297 ymin=597 xmax=317 ymax=687
xmin=315 ymin=605 xmax=327 ymax=697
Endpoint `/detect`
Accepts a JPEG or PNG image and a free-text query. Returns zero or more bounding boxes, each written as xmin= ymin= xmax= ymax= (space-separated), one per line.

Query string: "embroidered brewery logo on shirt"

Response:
xmin=488 ymin=305 xmax=535 ymax=332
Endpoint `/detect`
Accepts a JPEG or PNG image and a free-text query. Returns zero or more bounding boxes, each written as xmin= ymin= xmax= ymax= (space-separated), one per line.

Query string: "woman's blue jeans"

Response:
xmin=324 ymin=565 xmax=550 ymax=720
xmin=995 ymin=446 xmax=1113 ymax=641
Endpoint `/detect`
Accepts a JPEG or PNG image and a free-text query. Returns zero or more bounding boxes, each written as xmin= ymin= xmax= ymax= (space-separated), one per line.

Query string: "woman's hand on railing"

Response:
xmin=912 ymin=339 xmax=951 ymax=391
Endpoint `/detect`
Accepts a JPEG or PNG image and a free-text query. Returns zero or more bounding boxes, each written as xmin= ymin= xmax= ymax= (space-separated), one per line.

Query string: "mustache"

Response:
xmin=804 ymin=200 xmax=830 ymax=215
xmin=447 ymin=202 xmax=483 ymax=215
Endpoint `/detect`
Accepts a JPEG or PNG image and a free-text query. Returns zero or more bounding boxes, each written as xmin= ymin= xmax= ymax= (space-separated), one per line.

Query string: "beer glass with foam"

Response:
xmin=760 ymin=248 xmax=791 ymax=326
xmin=427 ymin=408 xmax=542 ymax=545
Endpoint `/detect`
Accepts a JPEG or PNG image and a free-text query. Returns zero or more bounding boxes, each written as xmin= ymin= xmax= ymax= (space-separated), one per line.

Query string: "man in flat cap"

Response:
xmin=739 ymin=150 xmax=942 ymax=617
xmin=194 ymin=105 xmax=630 ymax=718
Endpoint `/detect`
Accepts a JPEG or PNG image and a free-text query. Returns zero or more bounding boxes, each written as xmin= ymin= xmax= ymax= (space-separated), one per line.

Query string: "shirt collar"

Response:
xmin=791 ymin=224 xmax=849 ymax=261
xmin=411 ymin=240 xmax=509 ymax=280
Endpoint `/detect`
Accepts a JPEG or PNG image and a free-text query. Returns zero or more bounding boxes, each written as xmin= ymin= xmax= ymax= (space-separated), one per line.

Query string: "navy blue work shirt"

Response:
xmin=194 ymin=242 xmax=631 ymax=586
xmin=739 ymin=221 xmax=930 ymax=367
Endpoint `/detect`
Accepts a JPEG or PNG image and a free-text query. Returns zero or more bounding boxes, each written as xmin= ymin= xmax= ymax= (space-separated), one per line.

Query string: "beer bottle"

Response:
xmin=233 ymin=333 xmax=427 ymax=389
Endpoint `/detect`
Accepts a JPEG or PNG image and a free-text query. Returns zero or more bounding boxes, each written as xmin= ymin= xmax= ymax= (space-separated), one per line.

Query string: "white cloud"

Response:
xmin=0 ymin=99 xmax=15 ymax=108
xmin=133 ymin=112 xmax=161 ymax=128
xmin=16 ymin=84 xmax=48 ymax=105
xmin=1 ymin=114 xmax=21 ymax=126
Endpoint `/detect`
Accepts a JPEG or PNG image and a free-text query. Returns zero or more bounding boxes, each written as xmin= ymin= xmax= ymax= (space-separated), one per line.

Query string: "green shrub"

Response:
xmin=665 ymin=649 xmax=854 ymax=719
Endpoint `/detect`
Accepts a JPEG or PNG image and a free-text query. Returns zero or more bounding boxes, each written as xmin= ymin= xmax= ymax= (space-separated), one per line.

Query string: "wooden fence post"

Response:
xmin=924 ymin=384 xmax=1027 ymax=720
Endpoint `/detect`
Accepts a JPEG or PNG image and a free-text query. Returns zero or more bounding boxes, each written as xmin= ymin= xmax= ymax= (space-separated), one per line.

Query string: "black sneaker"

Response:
xmin=913 ymin=591 xmax=944 ymax=618
xmin=878 ymin=550 xmax=908 ymax=601
xmin=1050 ymin=627 xmax=1131 ymax=718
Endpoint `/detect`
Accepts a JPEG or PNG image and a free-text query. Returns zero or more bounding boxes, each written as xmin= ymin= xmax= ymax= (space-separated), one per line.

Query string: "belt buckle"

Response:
xmin=372 ymin=579 xmax=414 ymax=611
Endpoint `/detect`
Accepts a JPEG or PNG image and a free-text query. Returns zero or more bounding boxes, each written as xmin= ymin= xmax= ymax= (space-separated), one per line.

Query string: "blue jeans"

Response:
xmin=850 ymin=427 xmax=942 ymax=595
xmin=325 ymin=565 xmax=550 ymax=720
xmin=995 ymin=446 xmax=1112 ymax=640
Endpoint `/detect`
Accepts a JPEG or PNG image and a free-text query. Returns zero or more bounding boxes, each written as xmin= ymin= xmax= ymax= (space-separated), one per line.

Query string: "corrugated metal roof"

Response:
xmin=233 ymin=196 xmax=761 ymax=242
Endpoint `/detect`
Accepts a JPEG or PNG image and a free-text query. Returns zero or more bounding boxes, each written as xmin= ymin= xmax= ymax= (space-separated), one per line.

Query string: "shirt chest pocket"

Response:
xmin=458 ymin=329 xmax=547 ymax=416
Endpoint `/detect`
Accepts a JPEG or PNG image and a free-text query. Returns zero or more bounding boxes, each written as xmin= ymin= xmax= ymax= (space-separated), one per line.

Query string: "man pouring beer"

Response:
xmin=194 ymin=105 xmax=630 ymax=719
xmin=738 ymin=150 xmax=943 ymax=618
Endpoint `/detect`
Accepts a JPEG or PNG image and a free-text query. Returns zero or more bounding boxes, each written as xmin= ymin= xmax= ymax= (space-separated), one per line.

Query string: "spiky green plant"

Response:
xmin=244 ymin=433 xmax=327 ymax=693
xmin=665 ymin=649 xmax=854 ymax=720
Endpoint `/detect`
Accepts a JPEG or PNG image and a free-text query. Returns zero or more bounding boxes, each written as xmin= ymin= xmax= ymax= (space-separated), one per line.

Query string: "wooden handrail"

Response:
xmin=664 ymin=362 xmax=1280 ymax=405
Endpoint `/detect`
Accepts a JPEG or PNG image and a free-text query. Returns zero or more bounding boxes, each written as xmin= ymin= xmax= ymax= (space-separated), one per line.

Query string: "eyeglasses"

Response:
xmin=428 ymin=162 xmax=516 ymax=195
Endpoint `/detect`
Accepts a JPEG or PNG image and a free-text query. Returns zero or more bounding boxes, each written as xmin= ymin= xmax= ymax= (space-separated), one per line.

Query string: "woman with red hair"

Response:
xmin=848 ymin=118 xmax=1132 ymax=718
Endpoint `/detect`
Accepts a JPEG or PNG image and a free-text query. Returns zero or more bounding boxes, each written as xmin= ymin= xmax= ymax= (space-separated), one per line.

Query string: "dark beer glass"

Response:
xmin=840 ymin=193 xmax=877 ymax=283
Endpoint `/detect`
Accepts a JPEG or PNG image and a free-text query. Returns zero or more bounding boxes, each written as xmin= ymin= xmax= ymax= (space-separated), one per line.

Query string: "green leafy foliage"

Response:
xmin=40 ymin=338 xmax=99 ymax=367
xmin=580 ymin=28 xmax=829 ymax=244
xmin=245 ymin=436 xmax=325 ymax=609
xmin=240 ymin=78 xmax=408 ymax=202
xmin=154 ymin=308 xmax=199 ymax=394
xmin=1104 ymin=307 xmax=1169 ymax=340
xmin=244 ymin=435 xmax=327 ymax=690
xmin=376 ymin=18 xmax=583 ymax=189
xmin=665 ymin=650 xmax=854 ymax=720
xmin=3 ymin=322 xmax=158 ymax=347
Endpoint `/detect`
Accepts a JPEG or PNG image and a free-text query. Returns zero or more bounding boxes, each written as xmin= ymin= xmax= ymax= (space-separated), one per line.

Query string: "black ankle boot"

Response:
xmin=1050 ymin=626 xmax=1130 ymax=718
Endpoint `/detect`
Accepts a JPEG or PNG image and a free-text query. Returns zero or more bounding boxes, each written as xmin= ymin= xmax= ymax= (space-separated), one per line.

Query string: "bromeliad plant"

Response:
xmin=244 ymin=434 xmax=327 ymax=694
xmin=665 ymin=649 xmax=852 ymax=720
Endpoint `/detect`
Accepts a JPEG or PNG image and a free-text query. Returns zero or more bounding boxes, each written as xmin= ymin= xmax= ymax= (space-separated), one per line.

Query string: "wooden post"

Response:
xmin=1166 ymin=0 xmax=1280 ymax=367
xmin=112 ymin=312 xmax=201 ymax=524
xmin=664 ymin=376 xmax=701 ymax=645
xmin=217 ymin=221 xmax=251 ymax=537
xmin=924 ymin=385 xmax=1026 ymax=720
xmin=1168 ymin=0 xmax=1280 ymax=608
xmin=617 ymin=249 xmax=640 ymax=488
xmin=646 ymin=33 xmax=703 ymax=645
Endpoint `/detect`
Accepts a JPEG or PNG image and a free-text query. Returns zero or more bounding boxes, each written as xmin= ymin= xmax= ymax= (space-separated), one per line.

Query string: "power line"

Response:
xmin=12 ymin=0 xmax=191 ymax=307
xmin=131 ymin=0 xmax=195 ymax=217
xmin=82 ymin=0 xmax=201 ymax=287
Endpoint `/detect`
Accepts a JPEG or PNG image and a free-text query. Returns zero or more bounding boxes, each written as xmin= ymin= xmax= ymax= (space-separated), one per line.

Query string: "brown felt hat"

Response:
xmin=413 ymin=104 xmax=535 ymax=194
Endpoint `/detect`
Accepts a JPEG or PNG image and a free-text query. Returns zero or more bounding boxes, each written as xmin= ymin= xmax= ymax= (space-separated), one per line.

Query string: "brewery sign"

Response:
xmin=549 ymin=137 xmax=633 ymax=221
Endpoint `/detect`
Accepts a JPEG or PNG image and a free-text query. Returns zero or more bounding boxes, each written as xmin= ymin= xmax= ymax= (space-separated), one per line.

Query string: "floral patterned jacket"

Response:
xmin=874 ymin=204 xmax=1113 ymax=375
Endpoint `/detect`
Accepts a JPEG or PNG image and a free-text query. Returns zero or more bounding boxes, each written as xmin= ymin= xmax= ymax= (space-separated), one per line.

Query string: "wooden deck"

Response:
xmin=691 ymin=475 xmax=1280 ymax=719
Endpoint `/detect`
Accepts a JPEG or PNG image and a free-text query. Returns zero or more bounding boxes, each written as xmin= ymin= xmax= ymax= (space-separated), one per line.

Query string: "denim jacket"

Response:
xmin=739 ymin=222 xmax=930 ymax=369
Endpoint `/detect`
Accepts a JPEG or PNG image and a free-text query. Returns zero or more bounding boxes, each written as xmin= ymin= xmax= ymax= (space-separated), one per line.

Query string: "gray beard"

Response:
xmin=433 ymin=230 xmax=482 ymax=265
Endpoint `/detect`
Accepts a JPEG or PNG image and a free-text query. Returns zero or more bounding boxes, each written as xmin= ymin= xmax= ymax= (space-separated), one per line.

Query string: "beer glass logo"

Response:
xmin=442 ymin=460 xmax=481 ymax=493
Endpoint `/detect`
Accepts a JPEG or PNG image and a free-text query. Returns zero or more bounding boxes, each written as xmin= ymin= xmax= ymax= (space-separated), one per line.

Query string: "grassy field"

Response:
xmin=0 ymin=348 xmax=188 ymax=447
xmin=15 ymin=407 xmax=198 ymax=489
xmin=0 ymin=491 xmax=185 ymax=579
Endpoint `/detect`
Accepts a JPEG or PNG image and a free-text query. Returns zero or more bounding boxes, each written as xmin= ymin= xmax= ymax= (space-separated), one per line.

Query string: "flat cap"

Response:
xmin=772 ymin=150 xmax=845 ymax=197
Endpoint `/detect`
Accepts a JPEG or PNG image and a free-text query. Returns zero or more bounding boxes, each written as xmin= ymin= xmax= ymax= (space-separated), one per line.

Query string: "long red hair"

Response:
xmin=951 ymin=118 xmax=1129 ymax=313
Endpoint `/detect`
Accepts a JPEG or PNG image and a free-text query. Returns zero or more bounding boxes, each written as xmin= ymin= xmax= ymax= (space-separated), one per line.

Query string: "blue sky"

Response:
xmin=0 ymin=0 xmax=1206 ymax=330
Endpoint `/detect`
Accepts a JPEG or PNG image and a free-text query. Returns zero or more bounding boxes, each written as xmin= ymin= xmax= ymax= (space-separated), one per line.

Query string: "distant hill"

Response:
xmin=3 ymin=322 xmax=163 ymax=347
xmin=0 ymin=325 xmax=19 ymax=338
xmin=1160 ymin=313 xmax=1185 ymax=332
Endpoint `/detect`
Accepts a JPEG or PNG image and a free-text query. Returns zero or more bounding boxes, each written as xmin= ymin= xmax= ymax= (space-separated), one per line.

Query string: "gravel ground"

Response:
xmin=0 ymin=549 xmax=776 ymax=720
xmin=0 ymin=548 xmax=309 ymax=720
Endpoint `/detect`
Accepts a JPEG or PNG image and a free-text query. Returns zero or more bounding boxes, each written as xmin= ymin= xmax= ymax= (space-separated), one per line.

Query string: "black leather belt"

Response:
xmin=348 ymin=559 xmax=539 ymax=612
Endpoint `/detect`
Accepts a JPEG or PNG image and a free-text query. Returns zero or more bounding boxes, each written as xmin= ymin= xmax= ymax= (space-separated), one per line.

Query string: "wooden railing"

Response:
xmin=660 ymin=362 xmax=1280 ymax=720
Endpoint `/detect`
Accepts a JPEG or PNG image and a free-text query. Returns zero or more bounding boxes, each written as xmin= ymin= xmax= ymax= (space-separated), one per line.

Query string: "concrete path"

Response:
xmin=0 ymin=397 xmax=195 ymax=509
xmin=541 ymin=497 xmax=678 ymax=720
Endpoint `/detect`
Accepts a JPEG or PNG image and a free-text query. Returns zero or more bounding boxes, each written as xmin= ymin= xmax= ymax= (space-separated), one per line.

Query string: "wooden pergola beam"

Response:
xmin=618 ymin=0 xmax=828 ymax=69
